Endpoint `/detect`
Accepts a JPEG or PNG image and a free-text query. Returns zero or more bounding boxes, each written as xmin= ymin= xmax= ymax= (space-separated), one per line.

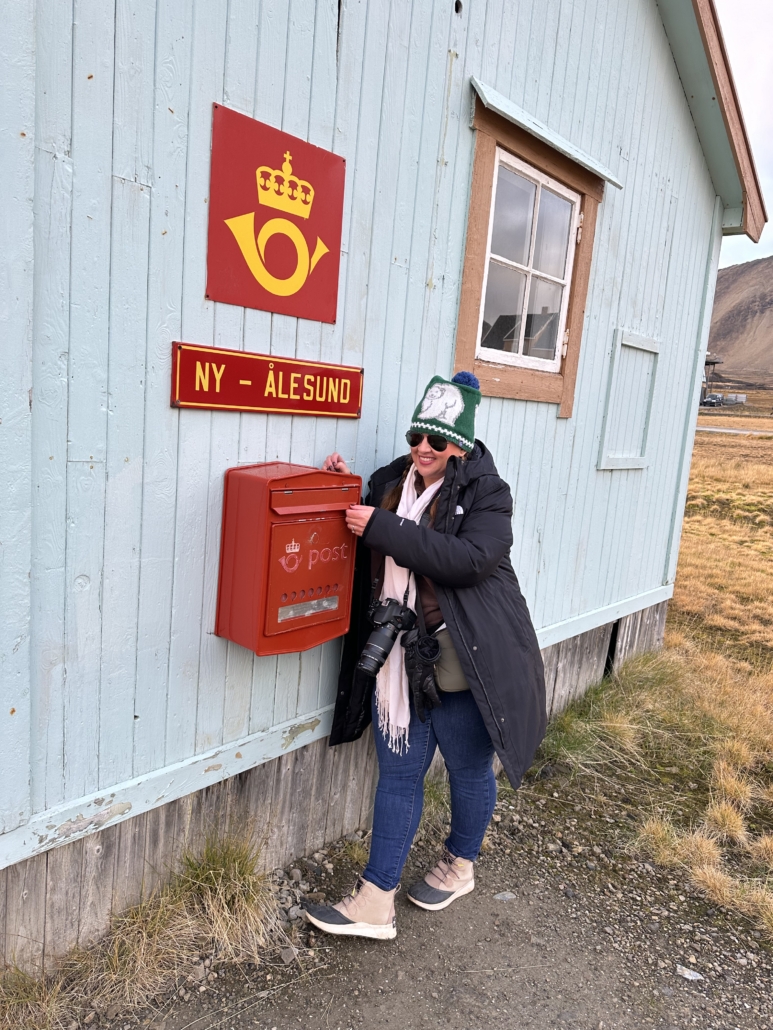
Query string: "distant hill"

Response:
xmin=708 ymin=255 xmax=773 ymax=384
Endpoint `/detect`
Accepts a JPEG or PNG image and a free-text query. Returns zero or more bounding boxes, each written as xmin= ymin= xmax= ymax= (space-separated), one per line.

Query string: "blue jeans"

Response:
xmin=363 ymin=689 xmax=497 ymax=891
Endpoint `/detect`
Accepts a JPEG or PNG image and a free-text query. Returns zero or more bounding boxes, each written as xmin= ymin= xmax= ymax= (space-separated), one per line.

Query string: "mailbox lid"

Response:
xmin=265 ymin=465 xmax=360 ymax=495
xmin=264 ymin=516 xmax=354 ymax=638
xmin=270 ymin=483 xmax=359 ymax=514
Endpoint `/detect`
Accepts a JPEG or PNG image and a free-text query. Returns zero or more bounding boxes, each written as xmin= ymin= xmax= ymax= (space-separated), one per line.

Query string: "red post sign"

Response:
xmin=171 ymin=342 xmax=363 ymax=418
xmin=206 ymin=104 xmax=345 ymax=323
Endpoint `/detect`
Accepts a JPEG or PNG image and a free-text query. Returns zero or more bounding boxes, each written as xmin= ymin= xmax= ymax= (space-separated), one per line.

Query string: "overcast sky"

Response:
xmin=713 ymin=0 xmax=772 ymax=268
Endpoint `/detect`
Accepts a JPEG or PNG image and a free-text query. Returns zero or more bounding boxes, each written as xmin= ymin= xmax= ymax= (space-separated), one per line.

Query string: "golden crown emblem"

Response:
xmin=285 ymin=539 xmax=301 ymax=554
xmin=256 ymin=152 xmax=314 ymax=220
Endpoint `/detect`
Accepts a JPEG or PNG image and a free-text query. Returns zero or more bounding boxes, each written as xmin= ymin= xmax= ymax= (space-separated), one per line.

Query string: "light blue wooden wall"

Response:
xmin=1 ymin=0 xmax=721 ymax=865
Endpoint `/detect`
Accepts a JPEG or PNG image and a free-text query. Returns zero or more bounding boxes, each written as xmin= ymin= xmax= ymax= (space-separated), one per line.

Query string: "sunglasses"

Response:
xmin=405 ymin=431 xmax=449 ymax=452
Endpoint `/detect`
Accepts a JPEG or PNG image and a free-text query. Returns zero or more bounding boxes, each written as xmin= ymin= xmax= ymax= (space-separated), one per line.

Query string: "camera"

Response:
xmin=356 ymin=598 xmax=417 ymax=676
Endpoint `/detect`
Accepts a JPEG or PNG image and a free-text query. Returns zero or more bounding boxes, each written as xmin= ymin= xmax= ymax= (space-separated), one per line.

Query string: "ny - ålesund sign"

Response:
xmin=171 ymin=343 xmax=363 ymax=418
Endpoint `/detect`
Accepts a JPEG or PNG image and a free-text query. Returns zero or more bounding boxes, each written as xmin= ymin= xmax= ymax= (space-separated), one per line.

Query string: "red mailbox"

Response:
xmin=215 ymin=462 xmax=361 ymax=655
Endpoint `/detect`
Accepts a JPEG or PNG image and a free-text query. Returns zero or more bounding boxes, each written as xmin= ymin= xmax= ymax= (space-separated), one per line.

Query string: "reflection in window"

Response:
xmin=490 ymin=168 xmax=535 ymax=266
xmin=478 ymin=150 xmax=579 ymax=371
xmin=523 ymin=278 xmax=562 ymax=360
xmin=481 ymin=262 xmax=526 ymax=352
xmin=533 ymin=189 xmax=572 ymax=278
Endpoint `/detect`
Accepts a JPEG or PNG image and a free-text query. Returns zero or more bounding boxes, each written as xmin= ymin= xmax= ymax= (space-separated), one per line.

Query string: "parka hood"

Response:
xmin=450 ymin=439 xmax=500 ymax=485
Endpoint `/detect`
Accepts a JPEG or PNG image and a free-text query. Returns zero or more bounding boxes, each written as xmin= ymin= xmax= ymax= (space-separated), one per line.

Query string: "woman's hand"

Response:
xmin=346 ymin=504 xmax=375 ymax=537
xmin=322 ymin=452 xmax=351 ymax=475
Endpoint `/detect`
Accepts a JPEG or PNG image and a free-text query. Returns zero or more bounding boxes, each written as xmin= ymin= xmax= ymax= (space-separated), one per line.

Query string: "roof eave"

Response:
xmin=657 ymin=0 xmax=766 ymax=242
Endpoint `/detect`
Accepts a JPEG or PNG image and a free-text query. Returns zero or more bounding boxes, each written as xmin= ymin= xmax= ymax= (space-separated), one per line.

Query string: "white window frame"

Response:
xmin=476 ymin=148 xmax=581 ymax=373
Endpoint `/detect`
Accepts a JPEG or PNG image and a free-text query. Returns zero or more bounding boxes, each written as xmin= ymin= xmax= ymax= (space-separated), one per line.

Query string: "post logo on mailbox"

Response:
xmin=279 ymin=537 xmax=350 ymax=574
xmin=206 ymin=104 xmax=345 ymax=324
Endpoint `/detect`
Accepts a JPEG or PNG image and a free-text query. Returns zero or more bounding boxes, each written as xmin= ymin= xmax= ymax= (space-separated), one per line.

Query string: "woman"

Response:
xmin=304 ymin=372 xmax=546 ymax=940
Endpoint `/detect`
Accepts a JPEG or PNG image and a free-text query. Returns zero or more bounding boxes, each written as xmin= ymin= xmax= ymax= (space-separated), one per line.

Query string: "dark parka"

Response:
xmin=329 ymin=441 xmax=547 ymax=789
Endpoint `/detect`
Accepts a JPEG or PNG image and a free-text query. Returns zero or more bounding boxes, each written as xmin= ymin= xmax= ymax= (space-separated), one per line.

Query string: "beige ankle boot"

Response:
xmin=304 ymin=877 xmax=397 ymax=939
xmin=407 ymin=847 xmax=474 ymax=910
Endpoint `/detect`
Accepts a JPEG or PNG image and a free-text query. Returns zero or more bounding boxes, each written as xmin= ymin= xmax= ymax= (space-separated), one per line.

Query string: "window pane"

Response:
xmin=489 ymin=166 xmax=535 ymax=266
xmin=533 ymin=188 xmax=572 ymax=279
xmin=523 ymin=277 xmax=563 ymax=361
xmin=481 ymin=261 xmax=527 ymax=352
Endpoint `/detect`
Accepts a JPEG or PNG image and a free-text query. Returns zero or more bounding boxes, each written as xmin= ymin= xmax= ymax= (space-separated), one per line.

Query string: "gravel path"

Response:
xmin=119 ymin=779 xmax=771 ymax=1030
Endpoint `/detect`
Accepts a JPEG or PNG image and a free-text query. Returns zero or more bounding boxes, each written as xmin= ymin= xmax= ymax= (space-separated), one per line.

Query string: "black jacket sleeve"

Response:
xmin=361 ymin=478 xmax=513 ymax=588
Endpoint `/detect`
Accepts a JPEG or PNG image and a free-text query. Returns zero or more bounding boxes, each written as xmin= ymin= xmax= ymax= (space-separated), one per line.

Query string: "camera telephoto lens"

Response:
xmin=357 ymin=623 xmax=401 ymax=676
xmin=356 ymin=599 xmax=417 ymax=676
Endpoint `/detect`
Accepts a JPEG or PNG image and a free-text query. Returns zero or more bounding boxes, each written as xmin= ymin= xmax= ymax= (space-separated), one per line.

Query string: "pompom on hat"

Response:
xmin=409 ymin=371 xmax=481 ymax=452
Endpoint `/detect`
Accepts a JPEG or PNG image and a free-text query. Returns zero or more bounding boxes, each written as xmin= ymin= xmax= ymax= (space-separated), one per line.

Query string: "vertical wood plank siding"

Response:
xmin=0 ymin=0 xmax=35 ymax=834
xmin=0 ymin=0 xmax=35 ymax=836
xmin=7 ymin=0 xmax=719 ymax=862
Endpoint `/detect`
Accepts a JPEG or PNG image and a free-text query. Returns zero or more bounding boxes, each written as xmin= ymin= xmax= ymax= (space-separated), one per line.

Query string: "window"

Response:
xmin=454 ymin=97 xmax=606 ymax=418
xmin=478 ymin=151 xmax=580 ymax=373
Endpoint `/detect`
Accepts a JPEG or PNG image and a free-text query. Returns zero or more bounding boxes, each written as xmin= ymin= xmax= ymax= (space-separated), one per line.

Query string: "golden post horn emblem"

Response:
xmin=225 ymin=152 xmax=329 ymax=297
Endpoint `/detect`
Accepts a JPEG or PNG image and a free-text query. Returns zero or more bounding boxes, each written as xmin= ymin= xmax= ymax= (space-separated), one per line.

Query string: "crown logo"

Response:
xmin=257 ymin=152 xmax=314 ymax=220
xmin=285 ymin=539 xmax=301 ymax=554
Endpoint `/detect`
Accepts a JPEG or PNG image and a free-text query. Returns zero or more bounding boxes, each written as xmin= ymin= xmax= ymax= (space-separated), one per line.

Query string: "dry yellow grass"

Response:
xmin=338 ymin=837 xmax=369 ymax=868
xmin=595 ymin=711 xmax=641 ymax=751
xmin=667 ymin=432 xmax=773 ymax=937
xmin=555 ymin=429 xmax=773 ymax=940
xmin=673 ymin=519 xmax=773 ymax=652
xmin=636 ymin=817 xmax=680 ymax=866
xmin=0 ymin=834 xmax=287 ymax=1030
xmin=689 ymin=865 xmax=739 ymax=909
xmin=745 ymin=887 xmax=773 ymax=936
xmin=678 ymin=435 xmax=773 ymax=654
xmin=748 ymin=834 xmax=773 ymax=870
xmin=635 ymin=820 xmax=722 ymax=870
xmin=692 ymin=662 xmax=773 ymax=755
xmin=174 ymin=834 xmax=281 ymax=964
xmin=714 ymin=737 xmax=755 ymax=769
xmin=675 ymin=831 xmax=722 ymax=869
xmin=703 ymin=801 xmax=749 ymax=843
xmin=688 ymin=432 xmax=773 ymax=487
xmin=61 ymin=892 xmax=198 ymax=1014
xmin=733 ymin=388 xmax=773 ymax=410
xmin=0 ymin=970 xmax=66 ymax=1030
xmin=711 ymin=759 xmax=755 ymax=810
xmin=696 ymin=415 xmax=773 ymax=432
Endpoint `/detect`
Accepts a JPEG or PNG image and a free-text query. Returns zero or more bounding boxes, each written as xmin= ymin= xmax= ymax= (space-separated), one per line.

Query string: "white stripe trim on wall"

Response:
xmin=535 ymin=584 xmax=674 ymax=649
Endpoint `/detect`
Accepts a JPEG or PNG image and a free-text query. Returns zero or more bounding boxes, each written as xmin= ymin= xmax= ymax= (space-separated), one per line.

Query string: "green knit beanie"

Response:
xmin=409 ymin=371 xmax=481 ymax=452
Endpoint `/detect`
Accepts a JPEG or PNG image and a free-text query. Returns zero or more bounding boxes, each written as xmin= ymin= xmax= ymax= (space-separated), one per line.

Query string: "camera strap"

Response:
xmin=412 ymin=506 xmax=434 ymax=637
xmin=411 ymin=574 xmax=428 ymax=637
xmin=370 ymin=493 xmax=433 ymax=631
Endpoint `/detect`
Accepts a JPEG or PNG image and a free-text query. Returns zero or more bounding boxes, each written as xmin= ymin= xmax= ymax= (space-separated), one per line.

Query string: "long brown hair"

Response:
xmin=380 ymin=462 xmax=441 ymax=522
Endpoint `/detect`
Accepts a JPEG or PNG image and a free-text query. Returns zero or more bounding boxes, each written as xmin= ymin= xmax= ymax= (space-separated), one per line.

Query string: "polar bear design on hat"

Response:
xmin=418 ymin=382 xmax=464 ymax=427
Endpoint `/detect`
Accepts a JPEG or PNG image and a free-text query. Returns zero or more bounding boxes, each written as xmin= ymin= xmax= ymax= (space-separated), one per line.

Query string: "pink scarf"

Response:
xmin=375 ymin=471 xmax=443 ymax=754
